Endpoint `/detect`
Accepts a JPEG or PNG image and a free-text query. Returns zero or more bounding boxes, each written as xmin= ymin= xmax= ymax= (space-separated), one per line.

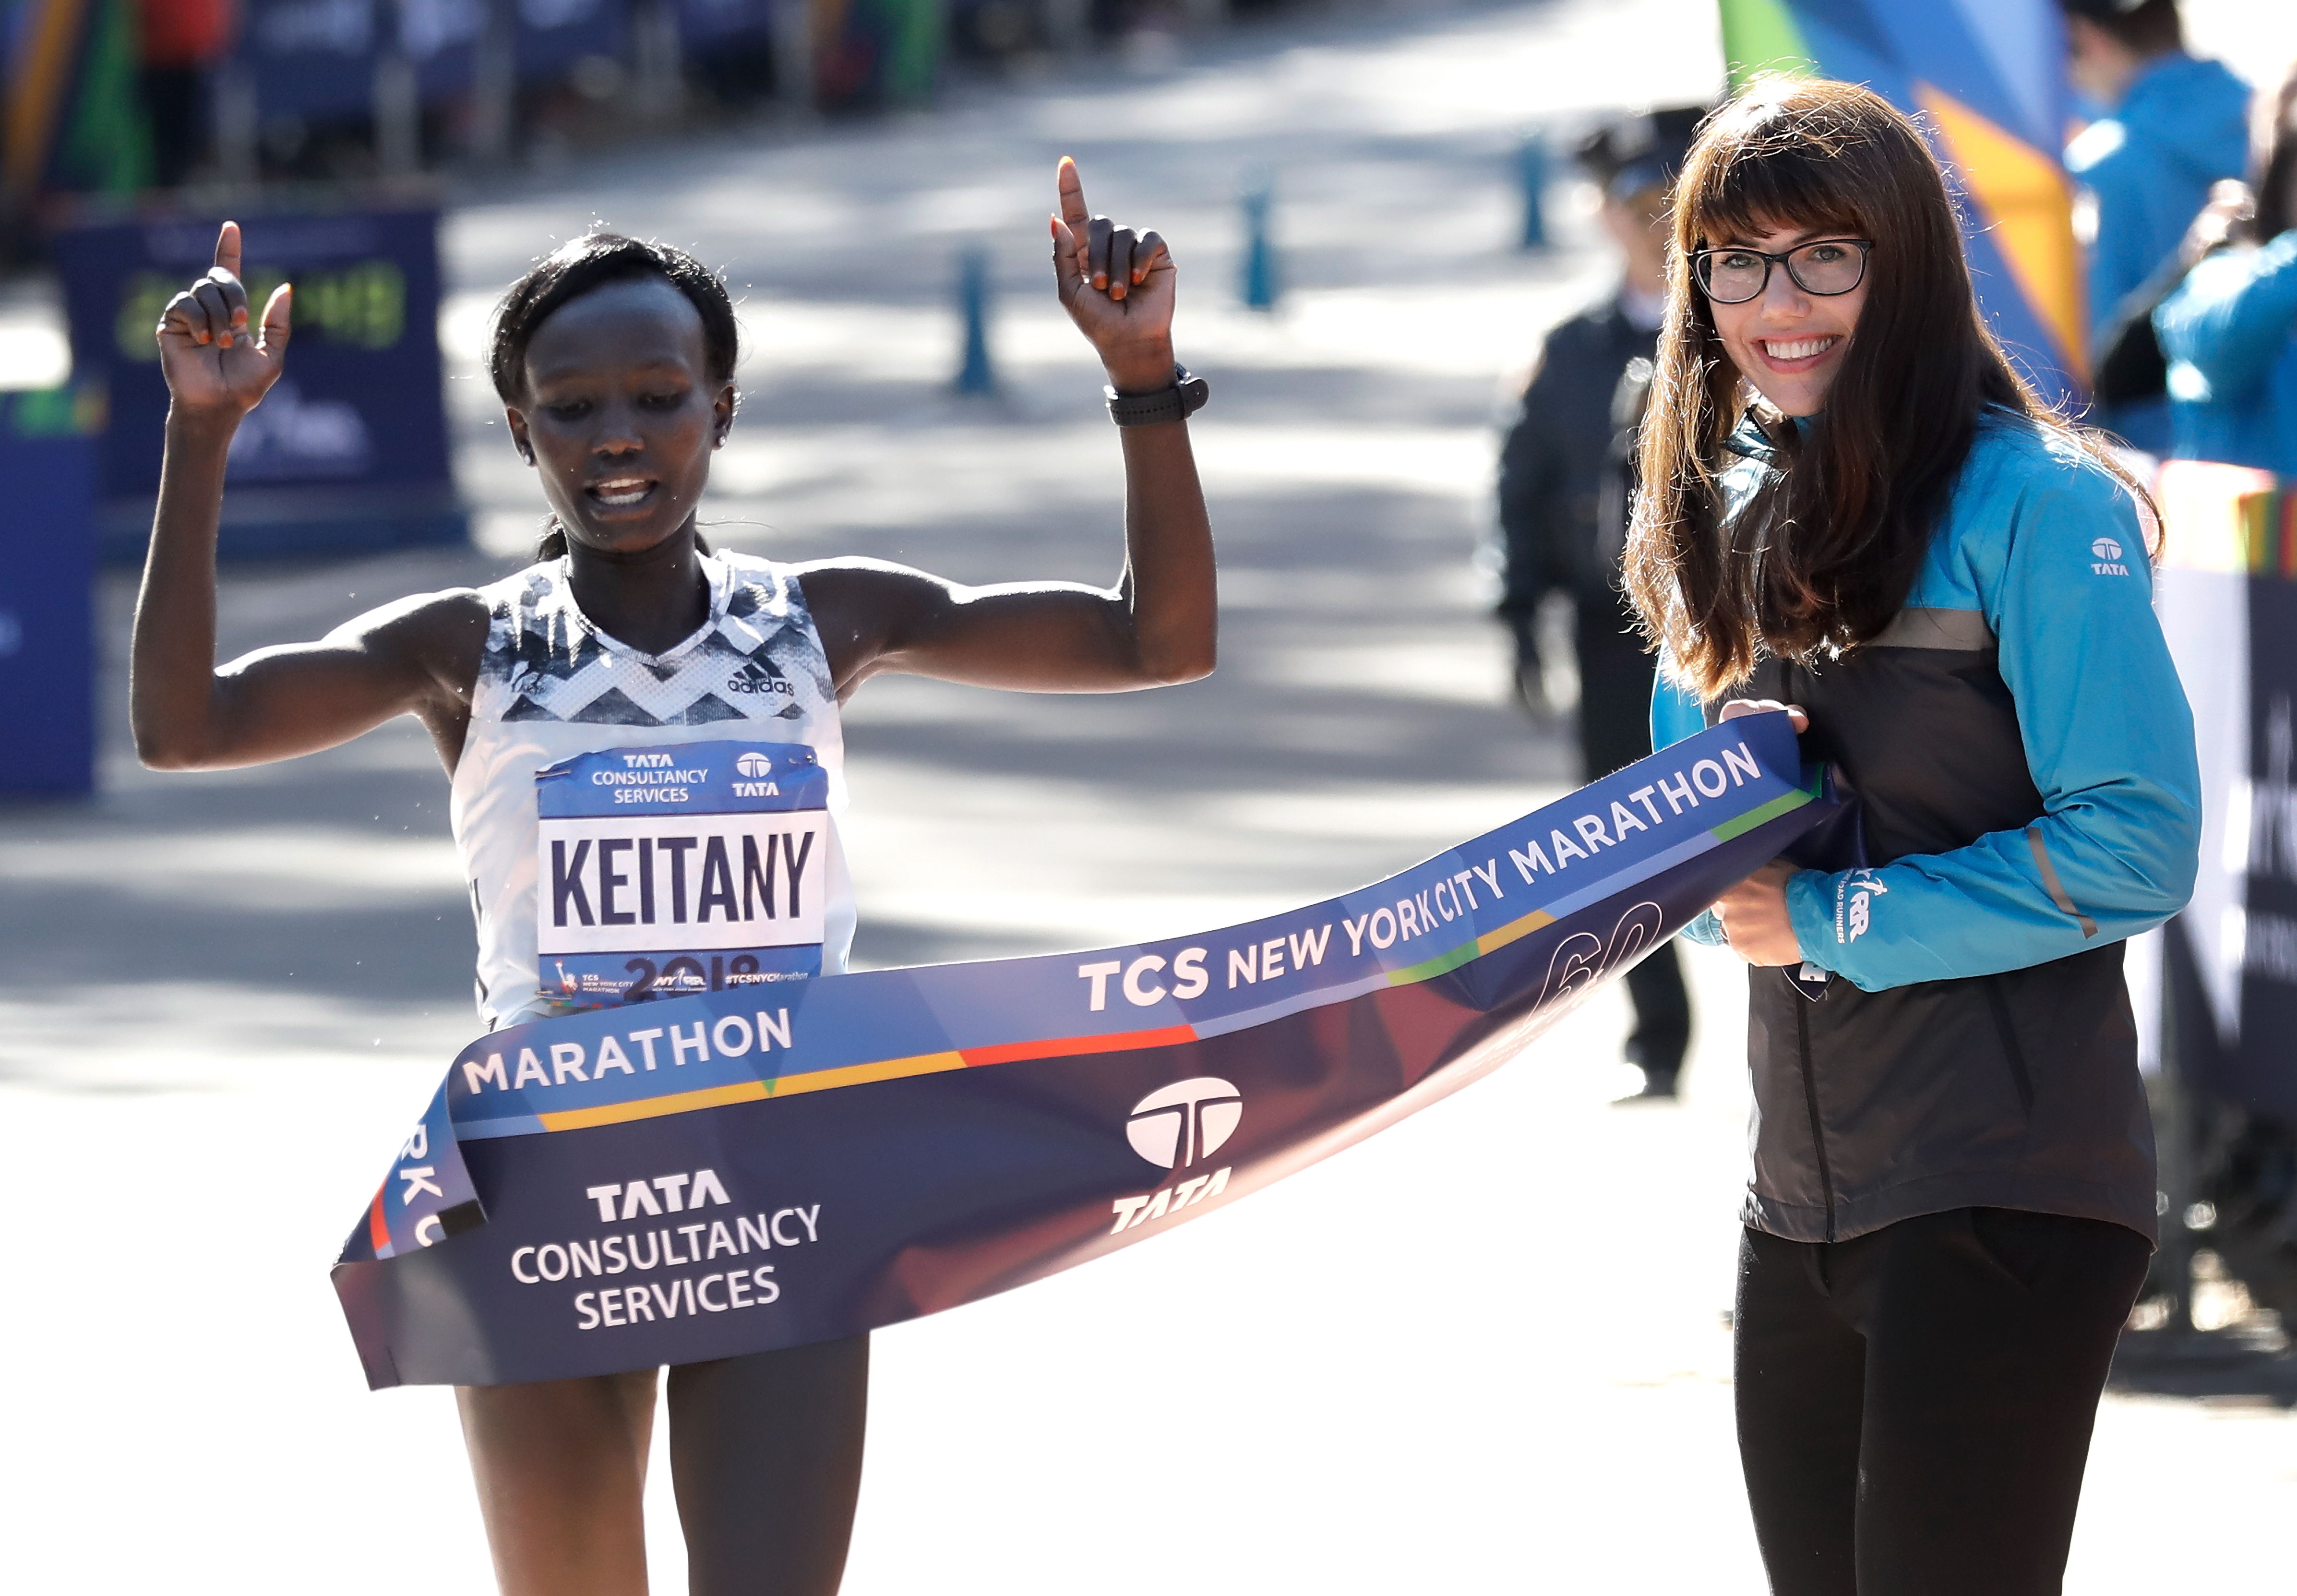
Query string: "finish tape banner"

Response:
xmin=334 ymin=713 xmax=1826 ymax=1389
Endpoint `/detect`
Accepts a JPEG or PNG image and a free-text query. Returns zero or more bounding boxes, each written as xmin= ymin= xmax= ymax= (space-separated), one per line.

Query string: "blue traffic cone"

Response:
xmin=1517 ymin=133 xmax=1549 ymax=251
xmin=955 ymin=246 xmax=997 ymax=395
xmin=1241 ymin=181 xmax=1278 ymax=312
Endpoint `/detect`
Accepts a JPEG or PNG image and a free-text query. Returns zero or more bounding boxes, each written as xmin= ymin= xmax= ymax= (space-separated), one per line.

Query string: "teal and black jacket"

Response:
xmin=2156 ymin=229 xmax=2297 ymax=477
xmin=1654 ymin=411 xmax=2201 ymax=1245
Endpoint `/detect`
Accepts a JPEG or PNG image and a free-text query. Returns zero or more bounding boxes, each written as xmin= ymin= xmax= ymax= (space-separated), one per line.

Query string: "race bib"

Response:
xmin=535 ymin=741 xmax=830 ymax=1006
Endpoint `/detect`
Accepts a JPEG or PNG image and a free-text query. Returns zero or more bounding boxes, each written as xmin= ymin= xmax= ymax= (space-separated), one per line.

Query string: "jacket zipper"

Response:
xmin=1795 ymin=987 xmax=1836 ymax=1240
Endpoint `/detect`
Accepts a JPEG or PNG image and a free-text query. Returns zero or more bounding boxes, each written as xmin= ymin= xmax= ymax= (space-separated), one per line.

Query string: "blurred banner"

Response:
xmin=0 ymin=385 xmax=102 ymax=795
xmin=229 ymin=0 xmax=629 ymax=120
xmin=335 ymin=716 xmax=1828 ymax=1389
xmin=677 ymin=0 xmax=772 ymax=47
xmin=234 ymin=0 xmax=391 ymax=121
xmin=811 ymin=0 xmax=938 ymax=111
xmin=50 ymin=205 xmax=464 ymax=558
xmin=1718 ymin=0 xmax=2087 ymax=409
xmin=2 ymin=0 xmax=156 ymax=205
xmin=512 ymin=0 xmax=625 ymax=84
xmin=2154 ymin=459 xmax=2297 ymax=1119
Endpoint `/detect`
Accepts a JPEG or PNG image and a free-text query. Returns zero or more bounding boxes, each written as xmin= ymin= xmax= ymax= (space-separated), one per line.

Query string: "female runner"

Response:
xmin=1625 ymin=81 xmax=2201 ymax=1592
xmin=130 ymin=159 xmax=1213 ymax=1596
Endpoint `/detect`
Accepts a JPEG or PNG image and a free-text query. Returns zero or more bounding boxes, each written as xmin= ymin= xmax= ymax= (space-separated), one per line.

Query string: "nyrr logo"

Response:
xmin=1110 ymin=1078 xmax=1240 ymax=1235
xmin=1836 ymin=871 xmax=1889 ymax=944
xmin=1125 ymin=1076 xmax=1242 ymax=1168
xmin=2091 ymin=536 xmax=2130 ymax=576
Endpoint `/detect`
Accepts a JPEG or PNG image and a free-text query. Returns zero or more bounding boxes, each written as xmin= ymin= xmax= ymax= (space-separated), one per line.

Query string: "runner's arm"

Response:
xmin=800 ymin=442 xmax=1212 ymax=696
xmin=130 ymin=221 xmax=486 ymax=770
xmin=804 ymin=157 xmax=1214 ymax=696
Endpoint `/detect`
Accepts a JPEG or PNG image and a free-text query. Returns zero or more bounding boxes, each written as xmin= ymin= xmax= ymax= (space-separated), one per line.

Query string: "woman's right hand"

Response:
xmin=156 ymin=221 xmax=293 ymax=419
xmin=1718 ymin=697 xmax=1809 ymax=733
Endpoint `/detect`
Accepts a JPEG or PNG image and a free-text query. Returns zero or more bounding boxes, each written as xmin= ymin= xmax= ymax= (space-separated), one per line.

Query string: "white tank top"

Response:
xmin=451 ymin=551 xmax=854 ymax=1031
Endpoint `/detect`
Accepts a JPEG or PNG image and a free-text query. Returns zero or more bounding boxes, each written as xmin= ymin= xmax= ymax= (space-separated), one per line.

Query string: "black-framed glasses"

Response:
xmin=1690 ymin=239 xmax=1872 ymax=304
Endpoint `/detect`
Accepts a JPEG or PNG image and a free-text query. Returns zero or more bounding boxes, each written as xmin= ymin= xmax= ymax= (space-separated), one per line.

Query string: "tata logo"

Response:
xmin=2091 ymin=536 xmax=2130 ymax=576
xmin=1126 ymin=1076 xmax=1242 ymax=1168
xmin=585 ymin=1169 xmax=734 ymax=1222
xmin=736 ymin=752 xmax=773 ymax=778
xmin=1109 ymin=1078 xmax=1240 ymax=1236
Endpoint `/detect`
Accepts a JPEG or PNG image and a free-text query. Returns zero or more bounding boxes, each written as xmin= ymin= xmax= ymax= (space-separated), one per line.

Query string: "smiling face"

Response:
xmin=1702 ymin=220 xmax=1869 ymax=418
xmin=505 ymin=276 xmax=734 ymax=556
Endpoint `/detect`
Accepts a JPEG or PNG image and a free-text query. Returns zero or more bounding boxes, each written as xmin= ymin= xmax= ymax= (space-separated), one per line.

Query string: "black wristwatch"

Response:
xmin=1105 ymin=366 xmax=1209 ymax=427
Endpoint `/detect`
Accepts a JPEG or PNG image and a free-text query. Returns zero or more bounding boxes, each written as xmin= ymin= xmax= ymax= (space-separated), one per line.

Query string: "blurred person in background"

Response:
xmin=2060 ymin=0 xmax=2250 ymax=453
xmin=1634 ymin=78 xmax=2198 ymax=1592
xmin=2155 ymin=62 xmax=2297 ymax=477
xmin=138 ymin=0 xmax=236 ymax=187
xmin=1493 ymin=105 xmax=1705 ymax=1100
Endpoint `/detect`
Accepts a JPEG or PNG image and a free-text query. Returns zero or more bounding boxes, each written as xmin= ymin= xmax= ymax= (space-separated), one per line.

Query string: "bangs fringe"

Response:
xmin=1686 ymin=132 xmax=1870 ymax=248
xmin=1680 ymin=83 xmax=1886 ymax=247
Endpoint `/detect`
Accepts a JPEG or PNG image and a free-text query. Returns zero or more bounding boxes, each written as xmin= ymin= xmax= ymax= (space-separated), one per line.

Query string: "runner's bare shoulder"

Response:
xmin=288 ymin=586 xmax=494 ymax=705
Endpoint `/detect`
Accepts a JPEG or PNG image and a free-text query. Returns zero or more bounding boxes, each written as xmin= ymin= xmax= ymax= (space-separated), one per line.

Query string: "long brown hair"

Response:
xmin=1623 ymin=78 xmax=2073 ymax=698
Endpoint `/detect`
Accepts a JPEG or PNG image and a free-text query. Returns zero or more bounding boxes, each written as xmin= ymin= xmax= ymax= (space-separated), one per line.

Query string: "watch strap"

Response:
xmin=1105 ymin=366 xmax=1209 ymax=427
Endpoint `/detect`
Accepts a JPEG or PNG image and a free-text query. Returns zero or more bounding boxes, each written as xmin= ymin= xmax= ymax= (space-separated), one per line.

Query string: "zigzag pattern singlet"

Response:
xmin=450 ymin=552 xmax=854 ymax=1031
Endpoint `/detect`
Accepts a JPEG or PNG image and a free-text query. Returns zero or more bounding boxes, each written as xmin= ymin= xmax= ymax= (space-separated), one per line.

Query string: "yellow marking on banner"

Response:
xmin=1915 ymin=84 xmax=2088 ymax=383
xmin=536 ymin=1049 xmax=970 ymax=1131
xmin=1476 ymin=909 xmax=1555 ymax=956
xmin=539 ymin=1079 xmax=770 ymax=1131
xmin=761 ymin=1050 xmax=968 ymax=1098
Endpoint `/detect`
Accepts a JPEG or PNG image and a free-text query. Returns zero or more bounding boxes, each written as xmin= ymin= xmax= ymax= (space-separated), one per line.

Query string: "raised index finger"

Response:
xmin=1056 ymin=157 xmax=1091 ymax=234
xmin=214 ymin=220 xmax=243 ymax=280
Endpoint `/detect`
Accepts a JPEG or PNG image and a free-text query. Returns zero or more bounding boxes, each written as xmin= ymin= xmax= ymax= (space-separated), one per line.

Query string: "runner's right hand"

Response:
xmin=156 ymin=221 xmax=293 ymax=418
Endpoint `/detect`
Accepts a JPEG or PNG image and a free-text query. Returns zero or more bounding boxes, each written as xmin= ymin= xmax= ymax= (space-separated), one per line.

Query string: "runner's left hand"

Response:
xmin=1051 ymin=157 xmax=1178 ymax=393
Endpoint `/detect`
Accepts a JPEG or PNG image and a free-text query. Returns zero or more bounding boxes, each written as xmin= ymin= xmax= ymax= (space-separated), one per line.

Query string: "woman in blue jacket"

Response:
xmin=2157 ymin=63 xmax=2297 ymax=476
xmin=1625 ymin=81 xmax=2201 ymax=1593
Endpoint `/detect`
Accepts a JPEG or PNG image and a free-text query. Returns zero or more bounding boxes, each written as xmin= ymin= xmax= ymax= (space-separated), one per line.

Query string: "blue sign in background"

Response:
xmin=0 ymin=388 xmax=99 ymax=795
xmin=235 ymin=0 xmax=391 ymax=122
xmin=513 ymin=0 xmax=627 ymax=79
xmin=50 ymin=206 xmax=464 ymax=560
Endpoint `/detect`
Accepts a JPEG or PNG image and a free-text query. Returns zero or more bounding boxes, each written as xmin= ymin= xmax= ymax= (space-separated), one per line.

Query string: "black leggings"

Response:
xmin=671 ymin=1334 xmax=871 ymax=1596
xmin=1734 ymin=1209 xmax=2148 ymax=1596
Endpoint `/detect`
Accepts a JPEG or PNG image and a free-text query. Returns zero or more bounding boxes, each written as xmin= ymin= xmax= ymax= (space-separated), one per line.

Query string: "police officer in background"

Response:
xmin=1495 ymin=107 xmax=1704 ymax=1099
